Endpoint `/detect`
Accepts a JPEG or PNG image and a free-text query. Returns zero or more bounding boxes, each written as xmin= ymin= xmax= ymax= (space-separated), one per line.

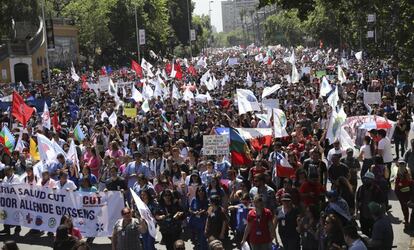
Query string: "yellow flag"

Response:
xmin=30 ymin=138 xmax=40 ymax=161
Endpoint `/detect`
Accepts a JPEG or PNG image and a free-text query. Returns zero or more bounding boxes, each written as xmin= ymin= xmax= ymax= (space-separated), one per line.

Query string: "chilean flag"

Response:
xmin=275 ymin=152 xmax=295 ymax=178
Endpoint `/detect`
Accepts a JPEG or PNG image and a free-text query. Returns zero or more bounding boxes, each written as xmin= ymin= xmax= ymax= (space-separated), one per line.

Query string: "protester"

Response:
xmin=0 ymin=44 xmax=404 ymax=249
xmin=112 ymin=207 xmax=147 ymax=250
xmin=1 ymin=240 xmax=19 ymax=250
xmin=53 ymin=225 xmax=78 ymax=250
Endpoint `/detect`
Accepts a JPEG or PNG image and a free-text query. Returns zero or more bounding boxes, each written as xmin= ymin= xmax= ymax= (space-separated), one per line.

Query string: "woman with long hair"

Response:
xmin=359 ymin=136 xmax=375 ymax=178
xmin=323 ymin=214 xmax=346 ymax=250
xmin=297 ymin=205 xmax=320 ymax=250
xmin=59 ymin=215 xmax=82 ymax=240
xmin=206 ymin=175 xmax=227 ymax=208
xmin=155 ymin=189 xmax=185 ymax=250
xmin=189 ymin=186 xmax=209 ymax=250
xmin=334 ymin=177 xmax=356 ymax=215
xmin=395 ymin=160 xmax=414 ymax=228
xmin=139 ymin=189 xmax=158 ymax=250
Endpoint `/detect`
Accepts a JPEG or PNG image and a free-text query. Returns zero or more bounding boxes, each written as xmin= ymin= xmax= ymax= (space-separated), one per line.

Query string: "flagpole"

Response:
xmin=186 ymin=0 xmax=192 ymax=59
xmin=134 ymin=6 xmax=141 ymax=63
xmin=42 ymin=0 xmax=51 ymax=87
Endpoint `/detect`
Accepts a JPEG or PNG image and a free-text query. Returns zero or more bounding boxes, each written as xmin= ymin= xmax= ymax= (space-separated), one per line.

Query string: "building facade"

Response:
xmin=0 ymin=17 xmax=78 ymax=84
xmin=221 ymin=0 xmax=259 ymax=33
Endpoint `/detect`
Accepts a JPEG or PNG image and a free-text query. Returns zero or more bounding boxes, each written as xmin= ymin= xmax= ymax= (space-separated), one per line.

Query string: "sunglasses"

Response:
xmin=122 ymin=211 xmax=131 ymax=215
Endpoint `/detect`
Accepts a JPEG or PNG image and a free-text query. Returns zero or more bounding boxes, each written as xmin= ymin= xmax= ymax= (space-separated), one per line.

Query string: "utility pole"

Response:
xmin=186 ymin=0 xmax=192 ymax=58
xmin=42 ymin=0 xmax=51 ymax=87
xmin=134 ymin=6 xmax=141 ymax=63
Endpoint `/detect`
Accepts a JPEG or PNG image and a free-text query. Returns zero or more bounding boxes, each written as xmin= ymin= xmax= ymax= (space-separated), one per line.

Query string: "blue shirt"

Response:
xmin=214 ymin=160 xmax=231 ymax=179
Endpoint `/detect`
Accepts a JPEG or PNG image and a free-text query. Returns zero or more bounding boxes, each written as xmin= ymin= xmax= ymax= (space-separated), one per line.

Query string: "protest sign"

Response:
xmin=315 ymin=70 xmax=327 ymax=78
xmin=228 ymin=58 xmax=239 ymax=66
xmin=0 ymin=184 xmax=123 ymax=237
xmin=124 ymin=108 xmax=137 ymax=118
xmin=203 ymin=135 xmax=229 ymax=155
xmin=363 ymin=92 xmax=381 ymax=105
xmin=261 ymin=99 xmax=279 ymax=110
xmin=98 ymin=76 xmax=110 ymax=90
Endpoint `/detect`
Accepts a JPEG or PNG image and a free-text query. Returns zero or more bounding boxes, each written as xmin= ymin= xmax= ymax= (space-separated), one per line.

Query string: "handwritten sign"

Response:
xmin=203 ymin=135 xmax=229 ymax=155
xmin=363 ymin=92 xmax=381 ymax=105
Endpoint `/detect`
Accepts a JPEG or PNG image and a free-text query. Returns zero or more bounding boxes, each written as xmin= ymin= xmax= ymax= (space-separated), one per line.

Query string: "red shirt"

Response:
xmin=247 ymin=208 xmax=273 ymax=244
xmin=299 ymin=181 xmax=325 ymax=206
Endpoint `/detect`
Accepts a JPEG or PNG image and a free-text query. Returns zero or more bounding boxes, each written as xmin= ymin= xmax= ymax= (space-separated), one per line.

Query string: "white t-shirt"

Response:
xmin=378 ymin=137 xmax=393 ymax=163
xmin=56 ymin=180 xmax=78 ymax=191
xmin=327 ymin=148 xmax=345 ymax=167
xmin=360 ymin=144 xmax=373 ymax=159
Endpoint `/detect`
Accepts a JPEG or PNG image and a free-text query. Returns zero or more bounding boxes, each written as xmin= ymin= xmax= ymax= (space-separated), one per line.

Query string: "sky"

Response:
xmin=193 ymin=0 xmax=224 ymax=32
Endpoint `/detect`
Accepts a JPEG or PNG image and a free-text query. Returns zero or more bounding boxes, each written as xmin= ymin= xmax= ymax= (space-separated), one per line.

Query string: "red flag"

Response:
xmin=131 ymin=59 xmax=143 ymax=78
xmin=165 ymin=63 xmax=172 ymax=75
xmin=81 ymin=75 xmax=88 ymax=90
xmin=267 ymin=57 xmax=272 ymax=65
xmin=52 ymin=113 xmax=61 ymax=132
xmin=250 ymin=136 xmax=272 ymax=151
xmin=100 ymin=66 xmax=107 ymax=76
xmin=12 ymin=91 xmax=34 ymax=127
xmin=187 ymin=65 xmax=197 ymax=77
xmin=174 ymin=63 xmax=183 ymax=80
xmin=319 ymin=39 xmax=324 ymax=49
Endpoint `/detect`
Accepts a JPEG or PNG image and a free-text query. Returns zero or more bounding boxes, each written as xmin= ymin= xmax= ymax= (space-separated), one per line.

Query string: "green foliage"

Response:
xmin=260 ymin=0 xmax=414 ymax=69
xmin=0 ymin=0 xmax=40 ymax=39
xmin=264 ymin=10 xmax=305 ymax=46
xmin=168 ymin=0 xmax=193 ymax=46
xmin=192 ymin=15 xmax=212 ymax=55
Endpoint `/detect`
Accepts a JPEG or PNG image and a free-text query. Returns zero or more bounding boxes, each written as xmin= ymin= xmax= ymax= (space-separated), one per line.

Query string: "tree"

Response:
xmin=264 ymin=10 xmax=305 ymax=46
xmin=0 ymin=0 xmax=40 ymax=39
xmin=168 ymin=0 xmax=194 ymax=47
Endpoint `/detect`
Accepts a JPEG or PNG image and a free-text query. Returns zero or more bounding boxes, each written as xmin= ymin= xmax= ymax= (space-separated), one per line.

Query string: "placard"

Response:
xmin=228 ymin=58 xmax=239 ymax=66
xmin=139 ymin=29 xmax=146 ymax=45
xmin=190 ymin=29 xmax=196 ymax=41
xmin=124 ymin=108 xmax=137 ymax=118
xmin=262 ymin=99 xmax=279 ymax=110
xmin=203 ymin=135 xmax=229 ymax=155
xmin=363 ymin=92 xmax=381 ymax=105
xmin=315 ymin=70 xmax=327 ymax=78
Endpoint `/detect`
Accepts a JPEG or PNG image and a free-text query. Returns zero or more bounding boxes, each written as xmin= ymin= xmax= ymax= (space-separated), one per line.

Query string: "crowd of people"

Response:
xmin=0 ymin=45 xmax=409 ymax=250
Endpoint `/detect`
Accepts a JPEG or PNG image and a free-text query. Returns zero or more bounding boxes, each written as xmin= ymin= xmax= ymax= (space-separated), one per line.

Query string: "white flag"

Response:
xmin=130 ymin=188 xmax=157 ymax=239
xmin=355 ymin=51 xmax=363 ymax=61
xmin=41 ymin=102 xmax=51 ymax=130
xmin=141 ymin=99 xmax=150 ymax=113
xmin=236 ymin=89 xmax=260 ymax=115
xmin=311 ymin=54 xmax=319 ymax=62
xmin=246 ymin=72 xmax=253 ymax=87
xmin=291 ymin=64 xmax=300 ymax=83
xmin=273 ymin=108 xmax=288 ymax=138
xmin=170 ymin=61 xmax=176 ymax=78
xmin=200 ymin=70 xmax=211 ymax=84
xmin=319 ymin=76 xmax=332 ymax=97
xmin=14 ymin=133 xmax=26 ymax=153
xmin=109 ymin=112 xmax=117 ymax=127
xmin=71 ymin=63 xmax=80 ymax=82
xmin=172 ymin=84 xmax=181 ymax=100
xmin=288 ymin=50 xmax=295 ymax=65
xmin=262 ymin=84 xmax=281 ymax=99
xmin=67 ymin=140 xmax=79 ymax=173
xmin=52 ymin=140 xmax=67 ymax=159
xmin=326 ymin=107 xmax=347 ymax=144
xmin=101 ymin=111 xmax=109 ymax=121
xmin=183 ymin=88 xmax=194 ymax=101
xmin=337 ymin=65 xmax=347 ymax=84
xmin=36 ymin=133 xmax=58 ymax=164
xmin=327 ymin=86 xmax=339 ymax=109
xmin=132 ymin=85 xmax=143 ymax=103
xmin=141 ymin=58 xmax=153 ymax=72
